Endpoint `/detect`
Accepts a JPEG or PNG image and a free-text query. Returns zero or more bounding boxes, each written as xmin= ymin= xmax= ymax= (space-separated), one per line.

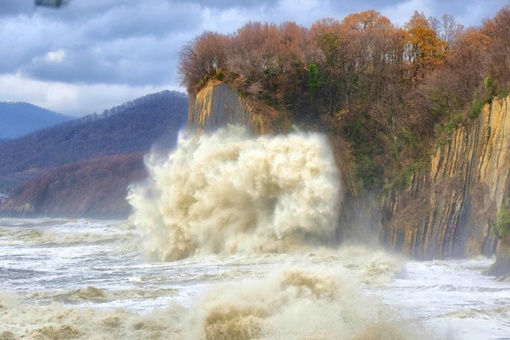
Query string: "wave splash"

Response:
xmin=128 ymin=126 xmax=341 ymax=261
xmin=0 ymin=259 xmax=413 ymax=339
xmin=190 ymin=265 xmax=410 ymax=339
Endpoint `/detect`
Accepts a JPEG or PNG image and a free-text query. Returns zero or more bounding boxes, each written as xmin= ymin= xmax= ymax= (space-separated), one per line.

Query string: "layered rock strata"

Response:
xmin=383 ymin=97 xmax=510 ymax=265
xmin=188 ymin=80 xmax=274 ymax=135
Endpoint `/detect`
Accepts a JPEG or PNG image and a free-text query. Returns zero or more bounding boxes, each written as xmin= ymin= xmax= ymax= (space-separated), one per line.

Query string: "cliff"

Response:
xmin=191 ymin=80 xmax=510 ymax=275
xmin=188 ymin=80 xmax=281 ymax=135
xmin=382 ymin=96 xmax=510 ymax=272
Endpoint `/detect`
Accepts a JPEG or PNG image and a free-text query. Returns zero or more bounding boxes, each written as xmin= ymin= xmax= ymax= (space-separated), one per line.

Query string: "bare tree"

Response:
xmin=179 ymin=31 xmax=228 ymax=93
xmin=429 ymin=14 xmax=464 ymax=48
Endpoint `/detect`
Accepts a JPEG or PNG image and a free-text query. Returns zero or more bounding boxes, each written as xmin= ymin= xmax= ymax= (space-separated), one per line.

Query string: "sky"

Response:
xmin=0 ymin=0 xmax=508 ymax=117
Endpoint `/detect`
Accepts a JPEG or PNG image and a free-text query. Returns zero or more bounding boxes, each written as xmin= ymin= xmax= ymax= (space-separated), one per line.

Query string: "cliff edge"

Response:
xmin=190 ymin=80 xmax=510 ymax=276
xmin=382 ymin=96 xmax=510 ymax=275
xmin=188 ymin=80 xmax=281 ymax=135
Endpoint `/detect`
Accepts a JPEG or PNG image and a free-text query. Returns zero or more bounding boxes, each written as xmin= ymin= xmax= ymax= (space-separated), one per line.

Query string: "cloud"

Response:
xmin=0 ymin=15 xmax=67 ymax=72
xmin=0 ymin=1 xmax=31 ymax=17
xmin=455 ymin=0 xmax=508 ymax=26
xmin=22 ymin=36 xmax=181 ymax=86
xmin=177 ymin=0 xmax=278 ymax=10
xmin=0 ymin=0 xmax=507 ymax=115
xmin=378 ymin=0 xmax=431 ymax=25
xmin=45 ymin=49 xmax=66 ymax=62
xmin=80 ymin=1 xmax=202 ymax=41
xmin=0 ymin=73 xmax=176 ymax=116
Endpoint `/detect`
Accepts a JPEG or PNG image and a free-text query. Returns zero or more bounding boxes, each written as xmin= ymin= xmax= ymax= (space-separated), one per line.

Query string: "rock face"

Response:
xmin=188 ymin=81 xmax=276 ymax=134
xmin=382 ymin=96 xmax=510 ymax=262
xmin=190 ymin=80 xmax=510 ymax=273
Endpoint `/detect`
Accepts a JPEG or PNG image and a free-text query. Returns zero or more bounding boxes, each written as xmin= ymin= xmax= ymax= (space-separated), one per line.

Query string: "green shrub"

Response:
xmin=444 ymin=118 xmax=458 ymax=134
xmin=484 ymin=76 xmax=493 ymax=92
xmin=355 ymin=154 xmax=376 ymax=190
xmin=494 ymin=205 xmax=510 ymax=239
xmin=308 ymin=63 xmax=320 ymax=98
xmin=399 ymin=128 xmax=418 ymax=150
xmin=469 ymin=101 xmax=484 ymax=120
xmin=393 ymin=166 xmax=414 ymax=191
xmin=215 ymin=69 xmax=224 ymax=81
xmin=381 ymin=162 xmax=424 ymax=194
xmin=499 ymin=87 xmax=509 ymax=99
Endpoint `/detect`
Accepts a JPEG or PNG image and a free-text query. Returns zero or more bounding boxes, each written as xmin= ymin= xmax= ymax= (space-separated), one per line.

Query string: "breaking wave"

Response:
xmin=189 ymin=266 xmax=412 ymax=339
xmin=128 ymin=127 xmax=341 ymax=261
xmin=0 ymin=259 xmax=414 ymax=339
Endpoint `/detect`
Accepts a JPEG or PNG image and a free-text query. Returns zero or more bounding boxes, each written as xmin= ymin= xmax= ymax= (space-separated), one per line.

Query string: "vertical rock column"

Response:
xmin=383 ymin=96 xmax=510 ymax=260
xmin=188 ymin=81 xmax=268 ymax=134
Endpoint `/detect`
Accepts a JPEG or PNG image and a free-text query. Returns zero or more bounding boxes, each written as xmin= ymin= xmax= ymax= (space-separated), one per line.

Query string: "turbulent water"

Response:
xmin=128 ymin=127 xmax=340 ymax=261
xmin=1 ymin=219 xmax=509 ymax=339
xmin=1 ymin=128 xmax=510 ymax=339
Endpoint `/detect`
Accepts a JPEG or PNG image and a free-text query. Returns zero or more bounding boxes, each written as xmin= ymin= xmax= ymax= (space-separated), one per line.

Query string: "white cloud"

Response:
xmin=45 ymin=49 xmax=66 ymax=63
xmin=0 ymin=0 xmax=507 ymax=116
xmin=273 ymin=0 xmax=331 ymax=26
xmin=0 ymin=73 xmax=182 ymax=116
xmin=379 ymin=0 xmax=430 ymax=26
xmin=277 ymin=0 xmax=325 ymax=18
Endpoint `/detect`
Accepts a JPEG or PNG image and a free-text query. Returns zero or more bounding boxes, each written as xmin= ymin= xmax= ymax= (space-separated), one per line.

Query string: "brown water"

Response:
xmin=128 ymin=127 xmax=341 ymax=261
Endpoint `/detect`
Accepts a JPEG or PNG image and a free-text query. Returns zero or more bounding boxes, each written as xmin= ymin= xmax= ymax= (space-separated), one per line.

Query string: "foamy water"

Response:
xmin=1 ymin=218 xmax=509 ymax=339
xmin=1 ymin=128 xmax=509 ymax=339
xmin=128 ymin=127 xmax=340 ymax=261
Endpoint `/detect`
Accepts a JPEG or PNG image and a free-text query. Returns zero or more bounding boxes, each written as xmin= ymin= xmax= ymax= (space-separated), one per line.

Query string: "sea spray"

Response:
xmin=0 ymin=219 xmax=418 ymax=339
xmin=128 ymin=126 xmax=341 ymax=261
xmin=0 ymin=257 xmax=414 ymax=339
xmin=2 ymin=218 xmax=508 ymax=339
xmin=188 ymin=266 xmax=412 ymax=340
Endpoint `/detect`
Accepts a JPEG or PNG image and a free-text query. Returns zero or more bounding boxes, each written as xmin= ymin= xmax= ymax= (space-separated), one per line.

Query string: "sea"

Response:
xmin=1 ymin=128 xmax=510 ymax=339
xmin=1 ymin=218 xmax=509 ymax=339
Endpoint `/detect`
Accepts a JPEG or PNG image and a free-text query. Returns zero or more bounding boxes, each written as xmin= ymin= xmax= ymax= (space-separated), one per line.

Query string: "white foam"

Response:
xmin=128 ymin=127 xmax=341 ymax=261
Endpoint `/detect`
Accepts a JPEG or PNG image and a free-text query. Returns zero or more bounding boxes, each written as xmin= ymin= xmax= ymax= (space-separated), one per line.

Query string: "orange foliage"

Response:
xmin=342 ymin=9 xmax=392 ymax=33
xmin=405 ymin=12 xmax=449 ymax=83
xmin=178 ymin=6 xmax=510 ymax=192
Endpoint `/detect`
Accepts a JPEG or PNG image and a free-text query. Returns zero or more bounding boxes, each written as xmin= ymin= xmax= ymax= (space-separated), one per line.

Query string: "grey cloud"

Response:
xmin=2 ymin=0 xmax=509 ymax=90
xmin=172 ymin=0 xmax=277 ymax=9
xmin=2 ymin=0 xmax=201 ymax=87
xmin=21 ymin=35 xmax=181 ymax=86
xmin=81 ymin=1 xmax=202 ymax=41
xmin=29 ymin=0 xmax=268 ymax=23
xmin=327 ymin=0 xmax=507 ymax=26
xmin=0 ymin=1 xmax=32 ymax=17
xmin=0 ymin=16 xmax=67 ymax=72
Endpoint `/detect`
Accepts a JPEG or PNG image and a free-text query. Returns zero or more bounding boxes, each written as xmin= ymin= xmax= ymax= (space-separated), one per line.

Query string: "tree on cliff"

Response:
xmin=178 ymin=7 xmax=510 ymax=196
xmin=179 ymin=31 xmax=229 ymax=94
xmin=481 ymin=6 xmax=510 ymax=95
xmin=404 ymin=12 xmax=449 ymax=85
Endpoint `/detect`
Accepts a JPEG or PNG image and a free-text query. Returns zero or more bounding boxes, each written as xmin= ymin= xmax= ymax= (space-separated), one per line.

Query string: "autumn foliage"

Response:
xmin=0 ymin=153 xmax=146 ymax=219
xmin=0 ymin=91 xmax=188 ymax=218
xmin=179 ymin=6 xmax=510 ymax=195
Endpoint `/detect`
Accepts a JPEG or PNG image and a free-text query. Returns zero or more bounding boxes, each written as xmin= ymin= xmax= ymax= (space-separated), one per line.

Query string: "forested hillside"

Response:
xmin=0 ymin=90 xmax=187 ymax=218
xmin=0 ymin=102 xmax=73 ymax=139
xmin=0 ymin=153 xmax=146 ymax=218
xmin=179 ymin=8 xmax=510 ymax=197
xmin=0 ymin=90 xmax=187 ymax=190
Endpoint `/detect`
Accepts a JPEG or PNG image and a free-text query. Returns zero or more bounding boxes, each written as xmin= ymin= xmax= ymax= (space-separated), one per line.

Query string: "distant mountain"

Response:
xmin=0 ymin=90 xmax=188 ymax=218
xmin=0 ymin=102 xmax=74 ymax=139
xmin=0 ymin=90 xmax=187 ymax=184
